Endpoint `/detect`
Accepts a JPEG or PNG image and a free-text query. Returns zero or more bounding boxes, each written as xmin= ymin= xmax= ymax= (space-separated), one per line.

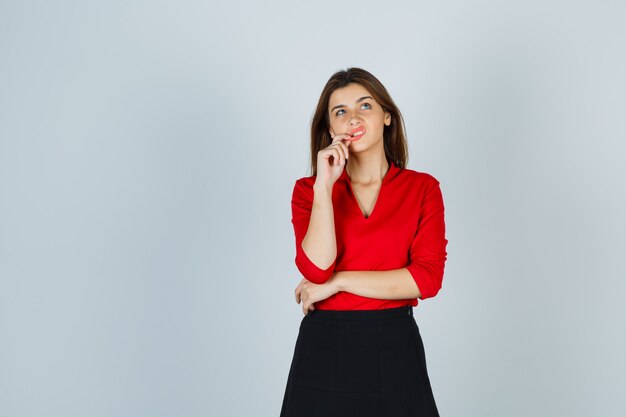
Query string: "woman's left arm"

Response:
xmin=331 ymin=269 xmax=421 ymax=299
xmin=296 ymin=269 xmax=419 ymax=314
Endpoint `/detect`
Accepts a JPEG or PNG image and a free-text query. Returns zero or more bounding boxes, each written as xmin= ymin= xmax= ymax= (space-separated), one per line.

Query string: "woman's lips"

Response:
xmin=348 ymin=127 xmax=366 ymax=141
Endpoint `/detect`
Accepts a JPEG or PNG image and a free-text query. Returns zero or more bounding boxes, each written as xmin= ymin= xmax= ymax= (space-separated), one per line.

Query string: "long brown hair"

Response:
xmin=309 ymin=67 xmax=409 ymax=176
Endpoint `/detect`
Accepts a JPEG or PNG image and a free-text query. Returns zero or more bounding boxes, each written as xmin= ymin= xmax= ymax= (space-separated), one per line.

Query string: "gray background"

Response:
xmin=1 ymin=1 xmax=625 ymax=416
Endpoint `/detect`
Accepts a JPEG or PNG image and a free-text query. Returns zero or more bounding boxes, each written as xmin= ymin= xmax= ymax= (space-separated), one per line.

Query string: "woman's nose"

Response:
xmin=348 ymin=113 xmax=361 ymax=125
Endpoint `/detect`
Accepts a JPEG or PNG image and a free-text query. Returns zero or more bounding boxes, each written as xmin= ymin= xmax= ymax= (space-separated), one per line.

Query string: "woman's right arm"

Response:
xmin=303 ymin=180 xmax=337 ymax=275
xmin=291 ymin=175 xmax=339 ymax=284
xmin=292 ymin=135 xmax=351 ymax=284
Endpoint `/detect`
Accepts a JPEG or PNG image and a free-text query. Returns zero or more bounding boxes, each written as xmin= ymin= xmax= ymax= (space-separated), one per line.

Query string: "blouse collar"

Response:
xmin=339 ymin=159 xmax=399 ymax=184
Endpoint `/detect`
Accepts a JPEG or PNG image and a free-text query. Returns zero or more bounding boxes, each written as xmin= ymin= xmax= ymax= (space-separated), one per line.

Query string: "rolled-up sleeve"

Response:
xmin=406 ymin=178 xmax=448 ymax=299
xmin=291 ymin=179 xmax=336 ymax=284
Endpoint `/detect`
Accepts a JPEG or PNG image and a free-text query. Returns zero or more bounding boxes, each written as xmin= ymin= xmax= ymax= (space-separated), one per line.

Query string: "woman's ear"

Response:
xmin=384 ymin=113 xmax=391 ymax=126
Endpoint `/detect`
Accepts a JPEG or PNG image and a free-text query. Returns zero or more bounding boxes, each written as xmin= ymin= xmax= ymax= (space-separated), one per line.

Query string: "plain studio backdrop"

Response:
xmin=1 ymin=1 xmax=625 ymax=416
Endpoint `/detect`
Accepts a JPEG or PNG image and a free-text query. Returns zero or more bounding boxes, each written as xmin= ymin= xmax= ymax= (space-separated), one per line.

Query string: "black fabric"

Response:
xmin=279 ymin=306 xmax=440 ymax=417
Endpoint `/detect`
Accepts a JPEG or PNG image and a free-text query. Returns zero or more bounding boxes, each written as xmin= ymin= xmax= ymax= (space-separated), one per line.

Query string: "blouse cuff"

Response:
xmin=295 ymin=244 xmax=336 ymax=284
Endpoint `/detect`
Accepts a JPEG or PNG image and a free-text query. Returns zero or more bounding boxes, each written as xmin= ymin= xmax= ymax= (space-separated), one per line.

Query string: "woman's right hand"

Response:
xmin=315 ymin=132 xmax=353 ymax=187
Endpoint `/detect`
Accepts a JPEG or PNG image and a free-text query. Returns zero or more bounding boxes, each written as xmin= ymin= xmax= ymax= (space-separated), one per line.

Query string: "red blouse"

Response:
xmin=291 ymin=159 xmax=448 ymax=310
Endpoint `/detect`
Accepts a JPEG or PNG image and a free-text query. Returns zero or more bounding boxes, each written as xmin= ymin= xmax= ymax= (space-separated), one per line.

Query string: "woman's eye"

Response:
xmin=335 ymin=103 xmax=370 ymax=116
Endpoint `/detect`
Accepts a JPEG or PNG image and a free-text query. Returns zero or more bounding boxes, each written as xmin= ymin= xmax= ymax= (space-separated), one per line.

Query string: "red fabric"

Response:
xmin=291 ymin=160 xmax=448 ymax=310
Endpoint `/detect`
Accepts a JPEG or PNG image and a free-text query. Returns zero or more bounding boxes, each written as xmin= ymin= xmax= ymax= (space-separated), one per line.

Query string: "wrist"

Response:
xmin=332 ymin=271 xmax=346 ymax=292
xmin=313 ymin=180 xmax=334 ymax=195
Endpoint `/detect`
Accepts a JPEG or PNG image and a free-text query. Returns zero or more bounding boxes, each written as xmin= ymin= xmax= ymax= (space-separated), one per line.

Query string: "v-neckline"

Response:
xmin=341 ymin=160 xmax=395 ymax=221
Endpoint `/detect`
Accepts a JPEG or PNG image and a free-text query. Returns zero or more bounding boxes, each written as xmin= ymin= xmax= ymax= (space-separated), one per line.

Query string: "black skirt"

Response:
xmin=279 ymin=305 xmax=440 ymax=417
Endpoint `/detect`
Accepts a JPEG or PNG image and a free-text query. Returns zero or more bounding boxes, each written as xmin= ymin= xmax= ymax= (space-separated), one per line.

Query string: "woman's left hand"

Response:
xmin=295 ymin=273 xmax=341 ymax=316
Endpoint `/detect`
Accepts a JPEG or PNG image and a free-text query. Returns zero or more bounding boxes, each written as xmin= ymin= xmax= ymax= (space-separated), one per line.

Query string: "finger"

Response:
xmin=334 ymin=135 xmax=353 ymax=159
xmin=338 ymin=141 xmax=350 ymax=160
xmin=299 ymin=280 xmax=310 ymax=304
xmin=319 ymin=146 xmax=341 ymax=164
xmin=332 ymin=147 xmax=343 ymax=166
xmin=321 ymin=137 xmax=348 ymax=162
xmin=332 ymin=133 xmax=352 ymax=144
xmin=324 ymin=148 xmax=339 ymax=166
xmin=301 ymin=288 xmax=310 ymax=311
xmin=338 ymin=141 xmax=350 ymax=164
xmin=297 ymin=282 xmax=306 ymax=304
xmin=294 ymin=281 xmax=303 ymax=303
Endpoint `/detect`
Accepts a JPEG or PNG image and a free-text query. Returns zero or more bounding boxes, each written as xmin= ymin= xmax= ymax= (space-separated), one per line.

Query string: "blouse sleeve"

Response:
xmin=406 ymin=178 xmax=449 ymax=300
xmin=291 ymin=179 xmax=337 ymax=284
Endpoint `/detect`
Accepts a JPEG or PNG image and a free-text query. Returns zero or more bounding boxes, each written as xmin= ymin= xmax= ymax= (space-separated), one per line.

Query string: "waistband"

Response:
xmin=305 ymin=305 xmax=413 ymax=321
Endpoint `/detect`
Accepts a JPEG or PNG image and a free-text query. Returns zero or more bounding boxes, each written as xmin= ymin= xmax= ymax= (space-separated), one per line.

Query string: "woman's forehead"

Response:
xmin=328 ymin=84 xmax=375 ymax=107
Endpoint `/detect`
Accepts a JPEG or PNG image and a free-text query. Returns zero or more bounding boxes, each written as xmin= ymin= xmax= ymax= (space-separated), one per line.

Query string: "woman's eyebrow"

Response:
xmin=330 ymin=96 xmax=373 ymax=112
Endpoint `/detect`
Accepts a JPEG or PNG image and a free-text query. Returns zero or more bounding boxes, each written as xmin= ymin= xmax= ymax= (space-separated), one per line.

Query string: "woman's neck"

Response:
xmin=345 ymin=155 xmax=389 ymax=185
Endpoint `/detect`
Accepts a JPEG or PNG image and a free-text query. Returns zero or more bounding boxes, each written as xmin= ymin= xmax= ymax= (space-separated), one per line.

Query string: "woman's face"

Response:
xmin=327 ymin=83 xmax=391 ymax=151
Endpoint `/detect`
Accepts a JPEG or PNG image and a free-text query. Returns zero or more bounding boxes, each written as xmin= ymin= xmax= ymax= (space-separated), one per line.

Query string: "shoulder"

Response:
xmin=291 ymin=175 xmax=317 ymax=204
xmin=397 ymin=169 xmax=446 ymax=211
xmin=397 ymin=166 xmax=441 ymax=189
xmin=294 ymin=174 xmax=316 ymax=187
xmin=292 ymin=175 xmax=316 ymax=193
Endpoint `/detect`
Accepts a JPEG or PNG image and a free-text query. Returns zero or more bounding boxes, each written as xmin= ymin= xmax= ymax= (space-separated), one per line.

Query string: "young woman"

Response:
xmin=279 ymin=67 xmax=448 ymax=417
